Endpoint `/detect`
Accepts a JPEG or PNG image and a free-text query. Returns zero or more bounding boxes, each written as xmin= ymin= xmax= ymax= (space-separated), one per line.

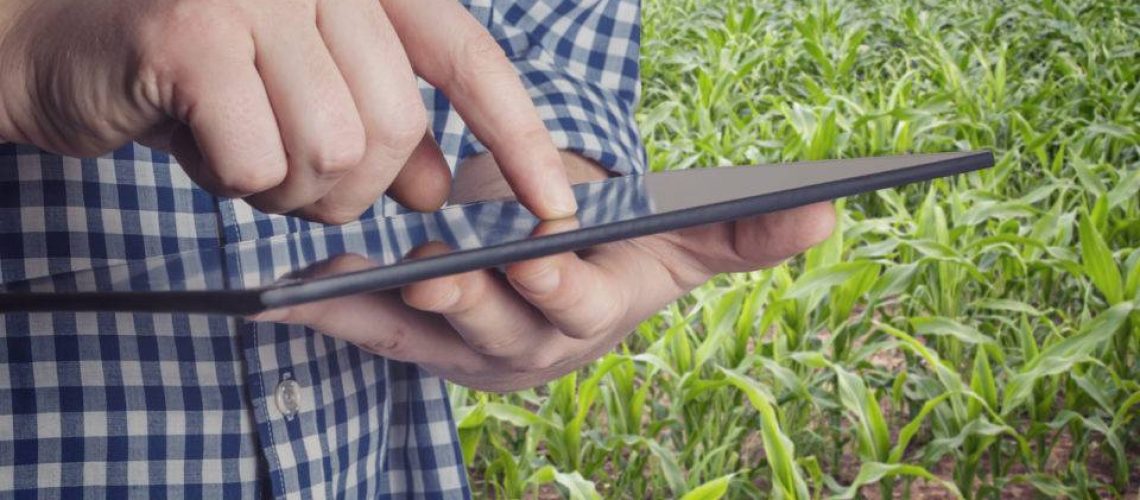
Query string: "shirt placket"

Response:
xmin=218 ymin=198 xmax=332 ymax=498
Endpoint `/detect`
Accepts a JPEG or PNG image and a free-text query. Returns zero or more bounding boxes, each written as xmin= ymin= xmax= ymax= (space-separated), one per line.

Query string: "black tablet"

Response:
xmin=0 ymin=151 xmax=993 ymax=315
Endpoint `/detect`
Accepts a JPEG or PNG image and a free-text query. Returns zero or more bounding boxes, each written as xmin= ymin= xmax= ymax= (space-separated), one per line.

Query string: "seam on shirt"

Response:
xmin=220 ymin=197 xmax=287 ymax=496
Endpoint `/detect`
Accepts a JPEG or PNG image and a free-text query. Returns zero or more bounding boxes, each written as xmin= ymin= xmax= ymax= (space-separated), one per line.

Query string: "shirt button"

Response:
xmin=275 ymin=378 xmax=302 ymax=420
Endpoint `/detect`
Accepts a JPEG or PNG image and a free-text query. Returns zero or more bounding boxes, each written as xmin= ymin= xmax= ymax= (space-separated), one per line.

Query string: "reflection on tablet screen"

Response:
xmin=1 ymin=173 xmax=653 ymax=295
xmin=0 ymin=151 xmax=994 ymax=314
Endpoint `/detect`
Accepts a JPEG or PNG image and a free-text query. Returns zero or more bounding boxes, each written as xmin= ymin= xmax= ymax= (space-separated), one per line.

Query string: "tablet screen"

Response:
xmin=0 ymin=151 xmax=993 ymax=314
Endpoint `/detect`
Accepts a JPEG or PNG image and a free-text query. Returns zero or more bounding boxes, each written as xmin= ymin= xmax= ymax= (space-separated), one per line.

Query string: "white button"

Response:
xmin=275 ymin=378 xmax=302 ymax=419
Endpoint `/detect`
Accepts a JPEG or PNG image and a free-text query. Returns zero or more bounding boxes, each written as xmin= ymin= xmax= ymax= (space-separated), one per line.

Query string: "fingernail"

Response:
xmin=249 ymin=308 xmax=290 ymax=323
xmin=516 ymin=267 xmax=560 ymax=295
xmin=433 ymin=282 xmax=463 ymax=311
xmin=545 ymin=180 xmax=578 ymax=218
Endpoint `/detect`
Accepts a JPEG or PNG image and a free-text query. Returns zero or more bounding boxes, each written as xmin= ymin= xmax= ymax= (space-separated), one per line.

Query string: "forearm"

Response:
xmin=451 ymin=151 xmax=610 ymax=205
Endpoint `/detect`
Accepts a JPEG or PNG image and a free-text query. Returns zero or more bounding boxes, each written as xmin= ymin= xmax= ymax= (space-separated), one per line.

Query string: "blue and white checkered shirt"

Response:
xmin=0 ymin=1 xmax=643 ymax=497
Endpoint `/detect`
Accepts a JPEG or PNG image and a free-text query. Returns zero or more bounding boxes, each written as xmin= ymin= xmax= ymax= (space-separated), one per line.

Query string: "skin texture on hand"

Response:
xmin=0 ymin=0 xmax=576 ymax=223
xmin=253 ymin=152 xmax=837 ymax=393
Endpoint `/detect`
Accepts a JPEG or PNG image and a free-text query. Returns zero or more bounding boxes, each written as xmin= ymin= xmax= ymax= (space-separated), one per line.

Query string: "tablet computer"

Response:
xmin=0 ymin=151 xmax=994 ymax=315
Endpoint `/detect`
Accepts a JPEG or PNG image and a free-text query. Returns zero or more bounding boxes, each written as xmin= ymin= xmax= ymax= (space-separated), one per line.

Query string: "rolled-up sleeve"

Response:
xmin=460 ymin=0 xmax=646 ymax=176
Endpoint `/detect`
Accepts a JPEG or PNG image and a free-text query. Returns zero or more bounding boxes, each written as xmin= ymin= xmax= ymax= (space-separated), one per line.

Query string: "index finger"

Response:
xmin=381 ymin=0 xmax=578 ymax=219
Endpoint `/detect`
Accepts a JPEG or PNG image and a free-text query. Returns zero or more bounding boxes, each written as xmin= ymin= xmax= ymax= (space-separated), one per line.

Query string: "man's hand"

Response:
xmin=0 ymin=0 xmax=576 ymax=223
xmin=252 ymin=153 xmax=836 ymax=392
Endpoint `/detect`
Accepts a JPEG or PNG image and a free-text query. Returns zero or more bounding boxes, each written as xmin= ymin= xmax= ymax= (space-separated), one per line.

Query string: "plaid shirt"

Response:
xmin=0 ymin=1 xmax=643 ymax=497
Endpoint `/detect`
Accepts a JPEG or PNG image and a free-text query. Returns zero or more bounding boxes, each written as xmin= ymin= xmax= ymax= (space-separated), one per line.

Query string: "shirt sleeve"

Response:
xmin=458 ymin=0 xmax=646 ymax=176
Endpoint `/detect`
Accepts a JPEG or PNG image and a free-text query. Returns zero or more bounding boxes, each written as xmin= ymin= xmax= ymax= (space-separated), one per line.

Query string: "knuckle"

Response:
xmin=400 ymin=280 xmax=457 ymax=313
xmin=307 ymin=136 xmax=365 ymax=177
xmin=465 ymin=336 xmax=515 ymax=356
xmin=464 ymin=325 xmax=525 ymax=357
xmin=215 ymin=164 xmax=285 ymax=196
xmin=553 ymin=283 xmax=625 ymax=339
xmin=568 ymin=304 xmax=622 ymax=339
xmin=631 ymin=236 xmax=717 ymax=289
xmin=305 ymin=201 xmax=369 ymax=225
xmin=356 ymin=326 xmax=409 ymax=358
xmin=518 ymin=126 xmax=554 ymax=148
xmin=459 ymin=30 xmax=508 ymax=68
xmin=505 ymin=126 xmax=556 ymax=155
xmin=506 ymin=265 xmax=561 ymax=299
xmin=446 ymin=275 xmax=490 ymax=312
xmin=134 ymin=1 xmax=253 ymax=111
xmin=504 ymin=348 xmax=563 ymax=375
xmin=448 ymin=30 xmax=510 ymax=91
xmin=372 ymin=111 xmax=426 ymax=160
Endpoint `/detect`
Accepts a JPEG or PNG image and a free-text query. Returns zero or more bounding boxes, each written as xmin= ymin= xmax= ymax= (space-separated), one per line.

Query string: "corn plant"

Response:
xmin=453 ymin=0 xmax=1140 ymax=497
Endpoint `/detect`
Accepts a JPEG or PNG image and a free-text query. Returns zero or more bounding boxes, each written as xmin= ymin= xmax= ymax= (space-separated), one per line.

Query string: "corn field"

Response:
xmin=451 ymin=0 xmax=1140 ymax=497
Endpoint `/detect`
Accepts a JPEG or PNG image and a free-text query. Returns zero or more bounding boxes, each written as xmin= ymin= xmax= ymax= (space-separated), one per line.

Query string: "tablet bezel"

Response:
xmin=0 ymin=151 xmax=995 ymax=315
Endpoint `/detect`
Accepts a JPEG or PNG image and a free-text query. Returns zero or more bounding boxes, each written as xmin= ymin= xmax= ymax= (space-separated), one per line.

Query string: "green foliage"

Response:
xmin=455 ymin=0 xmax=1140 ymax=497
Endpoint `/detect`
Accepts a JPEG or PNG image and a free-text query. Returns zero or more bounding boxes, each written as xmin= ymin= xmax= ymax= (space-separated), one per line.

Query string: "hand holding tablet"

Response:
xmin=0 ymin=151 xmax=994 ymax=315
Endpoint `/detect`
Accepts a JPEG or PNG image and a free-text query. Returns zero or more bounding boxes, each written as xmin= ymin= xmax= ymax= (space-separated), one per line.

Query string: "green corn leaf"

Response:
xmin=1070 ymin=153 xmax=1107 ymax=195
xmin=1049 ymin=411 xmax=1130 ymax=489
xmin=782 ymin=261 xmax=877 ymax=301
xmin=788 ymin=351 xmax=831 ymax=370
xmin=1113 ymin=390 xmax=1140 ymax=428
xmin=969 ymin=298 xmax=1042 ymax=316
xmin=695 ymin=290 xmax=743 ymax=369
xmin=1003 ymin=302 xmax=1133 ymax=413
xmin=890 ymin=371 xmax=908 ymax=408
xmin=889 ymin=392 xmax=955 ymax=463
xmin=1015 ymin=316 xmax=1039 ymax=362
xmin=968 ymin=348 xmax=998 ymax=420
xmin=630 ymin=352 xmax=679 ymax=379
xmin=526 ymin=466 xmax=601 ymax=500
xmin=833 ymin=365 xmax=891 ymax=461
xmin=757 ymin=356 xmax=808 ymax=396
xmin=615 ymin=435 xmax=687 ymax=495
xmin=923 ymin=417 xmax=1013 ymax=463
xmin=454 ymin=400 xmax=487 ymax=467
xmin=1071 ymin=370 xmax=1115 ymax=414
xmin=911 ymin=317 xmax=998 ymax=346
xmin=454 ymin=400 xmax=487 ymax=430
xmin=906 ymin=238 xmax=961 ymax=261
xmin=680 ymin=474 xmax=735 ymax=500
xmin=960 ymin=200 xmax=1037 ymax=226
xmin=837 ymin=28 xmax=867 ymax=76
xmin=1012 ymin=474 xmax=1081 ymax=497
xmin=525 ymin=464 xmax=556 ymax=485
xmin=1124 ymin=251 xmax=1140 ymax=299
xmin=867 ymin=262 xmax=918 ymax=302
xmin=830 ymin=462 xmax=962 ymax=500
xmin=720 ymin=368 xmax=810 ymax=499
xmin=877 ymin=323 xmax=968 ymax=418
xmin=484 ymin=403 xmax=556 ymax=429
xmin=851 ymin=237 xmax=900 ymax=259
xmin=1106 ymin=167 xmax=1140 ymax=209
xmin=1078 ymin=209 xmax=1124 ymax=304
xmin=830 ymin=262 xmax=882 ymax=329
